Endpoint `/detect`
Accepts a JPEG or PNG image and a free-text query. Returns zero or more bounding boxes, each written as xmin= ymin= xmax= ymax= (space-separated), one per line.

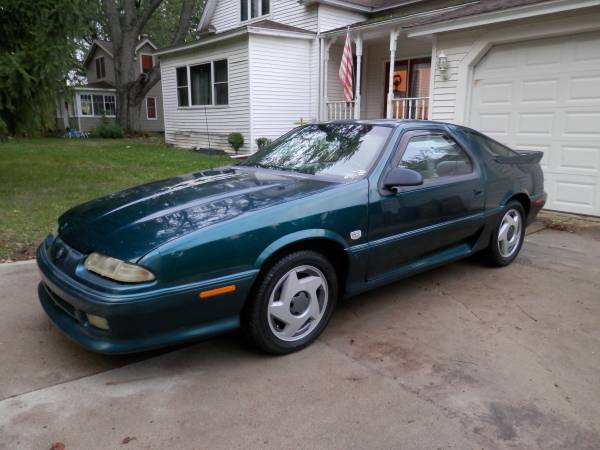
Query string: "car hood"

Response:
xmin=58 ymin=167 xmax=335 ymax=261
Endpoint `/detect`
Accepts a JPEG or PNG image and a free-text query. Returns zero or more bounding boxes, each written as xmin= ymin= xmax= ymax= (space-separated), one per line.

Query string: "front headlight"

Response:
xmin=84 ymin=253 xmax=155 ymax=283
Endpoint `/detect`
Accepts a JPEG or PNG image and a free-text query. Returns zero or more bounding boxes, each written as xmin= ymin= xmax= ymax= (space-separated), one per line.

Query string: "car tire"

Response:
xmin=242 ymin=250 xmax=338 ymax=354
xmin=485 ymin=200 xmax=526 ymax=267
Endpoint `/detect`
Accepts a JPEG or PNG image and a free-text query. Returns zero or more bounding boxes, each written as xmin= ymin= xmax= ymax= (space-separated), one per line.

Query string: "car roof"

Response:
xmin=324 ymin=119 xmax=458 ymax=131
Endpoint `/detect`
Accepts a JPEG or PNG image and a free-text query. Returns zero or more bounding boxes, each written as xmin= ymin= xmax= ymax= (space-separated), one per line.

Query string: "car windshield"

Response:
xmin=240 ymin=123 xmax=392 ymax=180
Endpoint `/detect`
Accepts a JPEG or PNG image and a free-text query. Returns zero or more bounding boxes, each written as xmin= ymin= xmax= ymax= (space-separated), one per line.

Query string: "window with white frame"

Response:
xmin=95 ymin=57 xmax=106 ymax=79
xmin=241 ymin=0 xmax=269 ymax=21
xmin=80 ymin=93 xmax=116 ymax=116
xmin=146 ymin=96 xmax=157 ymax=119
xmin=80 ymin=94 xmax=93 ymax=116
xmin=104 ymin=95 xmax=116 ymax=116
xmin=176 ymin=60 xmax=228 ymax=107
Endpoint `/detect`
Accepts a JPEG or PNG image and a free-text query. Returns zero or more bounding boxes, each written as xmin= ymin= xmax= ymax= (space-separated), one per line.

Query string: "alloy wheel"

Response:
xmin=267 ymin=265 xmax=329 ymax=342
xmin=497 ymin=208 xmax=522 ymax=258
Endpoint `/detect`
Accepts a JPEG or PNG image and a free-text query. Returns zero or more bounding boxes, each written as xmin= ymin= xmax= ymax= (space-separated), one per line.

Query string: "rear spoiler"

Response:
xmin=494 ymin=149 xmax=543 ymax=165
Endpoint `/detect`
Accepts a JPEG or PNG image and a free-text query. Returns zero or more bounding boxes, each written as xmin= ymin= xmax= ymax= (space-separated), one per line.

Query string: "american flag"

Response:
xmin=339 ymin=30 xmax=354 ymax=102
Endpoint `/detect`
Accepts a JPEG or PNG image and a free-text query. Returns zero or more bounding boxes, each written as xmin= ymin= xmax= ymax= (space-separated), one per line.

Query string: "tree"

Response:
xmin=0 ymin=0 xmax=84 ymax=135
xmin=101 ymin=0 xmax=201 ymax=131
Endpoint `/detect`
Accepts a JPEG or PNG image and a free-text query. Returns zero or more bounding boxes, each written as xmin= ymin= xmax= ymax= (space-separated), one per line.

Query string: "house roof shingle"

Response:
xmin=322 ymin=0 xmax=554 ymax=34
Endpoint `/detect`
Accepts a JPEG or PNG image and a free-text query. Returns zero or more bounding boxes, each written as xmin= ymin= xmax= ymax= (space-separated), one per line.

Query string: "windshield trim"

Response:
xmin=238 ymin=122 xmax=396 ymax=181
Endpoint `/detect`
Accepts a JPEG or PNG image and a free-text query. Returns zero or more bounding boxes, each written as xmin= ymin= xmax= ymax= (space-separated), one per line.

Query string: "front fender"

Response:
xmin=254 ymin=229 xmax=349 ymax=268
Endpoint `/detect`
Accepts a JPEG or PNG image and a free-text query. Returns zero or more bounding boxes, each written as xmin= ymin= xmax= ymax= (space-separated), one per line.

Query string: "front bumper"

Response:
xmin=37 ymin=240 xmax=257 ymax=354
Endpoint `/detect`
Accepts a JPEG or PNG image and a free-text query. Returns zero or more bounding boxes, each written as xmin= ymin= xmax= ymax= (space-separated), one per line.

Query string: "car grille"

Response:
xmin=43 ymin=283 xmax=80 ymax=322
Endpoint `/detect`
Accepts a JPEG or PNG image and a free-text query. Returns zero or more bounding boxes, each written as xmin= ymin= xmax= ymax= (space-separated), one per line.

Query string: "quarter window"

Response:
xmin=467 ymin=131 xmax=518 ymax=157
xmin=399 ymin=135 xmax=473 ymax=180
xmin=176 ymin=60 xmax=229 ymax=107
xmin=241 ymin=0 xmax=269 ymax=21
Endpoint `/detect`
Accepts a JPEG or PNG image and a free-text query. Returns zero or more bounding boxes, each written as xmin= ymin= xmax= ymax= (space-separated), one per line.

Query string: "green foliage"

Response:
xmin=0 ymin=118 xmax=8 ymax=142
xmin=92 ymin=118 xmax=124 ymax=139
xmin=0 ymin=0 xmax=84 ymax=136
xmin=256 ymin=137 xmax=272 ymax=151
xmin=143 ymin=0 xmax=204 ymax=48
xmin=0 ymin=137 xmax=231 ymax=260
xmin=228 ymin=132 xmax=244 ymax=153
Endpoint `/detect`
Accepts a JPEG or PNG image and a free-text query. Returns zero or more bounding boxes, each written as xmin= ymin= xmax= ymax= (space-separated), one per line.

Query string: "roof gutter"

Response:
xmin=406 ymin=0 xmax=600 ymax=37
xmin=154 ymin=29 xmax=247 ymax=56
xmin=299 ymin=0 xmax=428 ymax=14
xmin=319 ymin=1 xmax=478 ymax=37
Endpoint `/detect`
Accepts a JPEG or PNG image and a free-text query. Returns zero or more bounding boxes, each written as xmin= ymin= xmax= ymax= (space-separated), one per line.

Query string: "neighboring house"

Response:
xmin=57 ymin=37 xmax=164 ymax=133
xmin=156 ymin=0 xmax=600 ymax=216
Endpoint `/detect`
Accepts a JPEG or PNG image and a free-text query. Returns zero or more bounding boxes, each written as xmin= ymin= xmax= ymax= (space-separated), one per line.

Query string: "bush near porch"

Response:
xmin=0 ymin=138 xmax=231 ymax=261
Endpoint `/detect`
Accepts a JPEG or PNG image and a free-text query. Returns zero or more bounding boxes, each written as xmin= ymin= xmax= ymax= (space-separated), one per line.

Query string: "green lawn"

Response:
xmin=0 ymin=137 xmax=231 ymax=261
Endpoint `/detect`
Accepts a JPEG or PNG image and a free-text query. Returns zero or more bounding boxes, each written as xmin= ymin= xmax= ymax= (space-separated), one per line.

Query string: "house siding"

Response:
xmin=249 ymin=34 xmax=315 ymax=151
xmin=429 ymin=8 xmax=600 ymax=123
xmin=318 ymin=4 xmax=365 ymax=32
xmin=211 ymin=0 xmax=317 ymax=33
xmin=86 ymin=47 xmax=115 ymax=85
xmin=160 ymin=37 xmax=250 ymax=152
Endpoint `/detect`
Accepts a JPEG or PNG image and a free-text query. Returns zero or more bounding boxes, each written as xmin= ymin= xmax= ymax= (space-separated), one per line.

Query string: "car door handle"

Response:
xmin=473 ymin=189 xmax=483 ymax=196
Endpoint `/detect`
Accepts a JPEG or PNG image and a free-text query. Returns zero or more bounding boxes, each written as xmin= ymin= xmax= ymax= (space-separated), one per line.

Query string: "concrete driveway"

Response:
xmin=1 ymin=227 xmax=599 ymax=450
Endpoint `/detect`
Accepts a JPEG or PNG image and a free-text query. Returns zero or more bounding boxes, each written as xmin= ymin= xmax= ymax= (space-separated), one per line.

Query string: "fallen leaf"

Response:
xmin=122 ymin=436 xmax=137 ymax=444
xmin=50 ymin=443 xmax=65 ymax=450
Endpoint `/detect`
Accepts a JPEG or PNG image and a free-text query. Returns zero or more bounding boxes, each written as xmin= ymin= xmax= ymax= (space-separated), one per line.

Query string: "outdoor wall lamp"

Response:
xmin=438 ymin=51 xmax=449 ymax=80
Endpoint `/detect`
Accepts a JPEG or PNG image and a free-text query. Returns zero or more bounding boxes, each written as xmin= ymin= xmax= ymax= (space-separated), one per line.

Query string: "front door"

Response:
xmin=367 ymin=130 xmax=485 ymax=279
xmin=384 ymin=57 xmax=431 ymax=119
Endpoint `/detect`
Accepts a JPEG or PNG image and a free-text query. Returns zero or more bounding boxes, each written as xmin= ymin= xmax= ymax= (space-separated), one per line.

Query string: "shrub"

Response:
xmin=227 ymin=132 xmax=244 ymax=153
xmin=256 ymin=137 xmax=272 ymax=151
xmin=0 ymin=118 xmax=8 ymax=142
xmin=93 ymin=117 xmax=124 ymax=139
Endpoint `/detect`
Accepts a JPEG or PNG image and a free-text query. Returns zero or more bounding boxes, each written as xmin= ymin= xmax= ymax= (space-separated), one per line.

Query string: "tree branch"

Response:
xmin=136 ymin=0 xmax=164 ymax=34
xmin=171 ymin=0 xmax=196 ymax=45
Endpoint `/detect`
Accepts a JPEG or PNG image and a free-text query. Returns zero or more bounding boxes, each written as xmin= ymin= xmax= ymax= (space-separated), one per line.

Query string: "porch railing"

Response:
xmin=327 ymin=101 xmax=355 ymax=121
xmin=391 ymin=97 xmax=429 ymax=120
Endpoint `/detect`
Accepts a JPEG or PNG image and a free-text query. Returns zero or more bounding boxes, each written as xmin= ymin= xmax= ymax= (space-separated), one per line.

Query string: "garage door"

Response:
xmin=470 ymin=32 xmax=600 ymax=216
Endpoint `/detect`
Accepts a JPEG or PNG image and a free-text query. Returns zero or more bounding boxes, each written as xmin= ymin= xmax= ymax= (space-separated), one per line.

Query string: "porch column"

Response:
xmin=386 ymin=28 xmax=400 ymax=119
xmin=322 ymin=38 xmax=335 ymax=121
xmin=353 ymin=34 xmax=363 ymax=120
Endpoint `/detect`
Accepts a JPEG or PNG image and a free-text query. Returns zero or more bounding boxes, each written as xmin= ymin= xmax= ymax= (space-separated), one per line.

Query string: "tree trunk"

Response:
xmin=102 ymin=0 xmax=196 ymax=132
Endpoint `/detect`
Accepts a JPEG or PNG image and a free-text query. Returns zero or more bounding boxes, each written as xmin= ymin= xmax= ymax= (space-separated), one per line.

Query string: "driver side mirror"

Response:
xmin=383 ymin=167 xmax=424 ymax=192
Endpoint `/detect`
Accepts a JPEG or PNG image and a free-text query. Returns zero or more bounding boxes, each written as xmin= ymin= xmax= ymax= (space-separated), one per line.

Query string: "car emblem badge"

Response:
xmin=350 ymin=230 xmax=362 ymax=240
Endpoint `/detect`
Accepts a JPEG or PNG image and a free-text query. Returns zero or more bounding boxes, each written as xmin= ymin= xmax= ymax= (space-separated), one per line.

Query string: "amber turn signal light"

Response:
xmin=199 ymin=284 xmax=236 ymax=299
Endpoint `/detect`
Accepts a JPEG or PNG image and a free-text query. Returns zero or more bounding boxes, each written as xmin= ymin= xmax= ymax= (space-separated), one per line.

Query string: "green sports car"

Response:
xmin=37 ymin=120 xmax=546 ymax=354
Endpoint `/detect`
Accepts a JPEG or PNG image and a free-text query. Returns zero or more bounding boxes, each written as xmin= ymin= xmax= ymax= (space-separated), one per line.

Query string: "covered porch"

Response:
xmin=319 ymin=25 xmax=436 ymax=122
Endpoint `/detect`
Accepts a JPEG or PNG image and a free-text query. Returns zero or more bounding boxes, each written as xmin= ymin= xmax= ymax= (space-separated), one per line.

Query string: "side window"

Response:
xmin=467 ymin=131 xmax=517 ymax=157
xmin=398 ymin=134 xmax=473 ymax=180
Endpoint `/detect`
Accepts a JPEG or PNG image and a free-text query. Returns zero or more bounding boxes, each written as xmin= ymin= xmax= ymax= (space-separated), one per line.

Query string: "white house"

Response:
xmin=156 ymin=0 xmax=600 ymax=217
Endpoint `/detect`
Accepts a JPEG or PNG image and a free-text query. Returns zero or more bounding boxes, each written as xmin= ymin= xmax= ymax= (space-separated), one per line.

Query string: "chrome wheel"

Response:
xmin=497 ymin=208 xmax=522 ymax=258
xmin=268 ymin=265 xmax=329 ymax=342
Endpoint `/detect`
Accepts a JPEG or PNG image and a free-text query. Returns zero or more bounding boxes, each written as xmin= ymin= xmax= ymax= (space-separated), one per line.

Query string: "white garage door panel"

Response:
xmin=470 ymin=32 xmax=600 ymax=216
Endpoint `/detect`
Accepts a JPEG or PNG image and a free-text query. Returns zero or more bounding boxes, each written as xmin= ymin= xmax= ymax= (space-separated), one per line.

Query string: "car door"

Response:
xmin=367 ymin=130 xmax=485 ymax=279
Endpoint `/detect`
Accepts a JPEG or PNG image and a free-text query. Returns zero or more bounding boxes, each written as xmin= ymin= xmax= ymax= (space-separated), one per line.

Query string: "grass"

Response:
xmin=0 ymin=137 xmax=231 ymax=261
